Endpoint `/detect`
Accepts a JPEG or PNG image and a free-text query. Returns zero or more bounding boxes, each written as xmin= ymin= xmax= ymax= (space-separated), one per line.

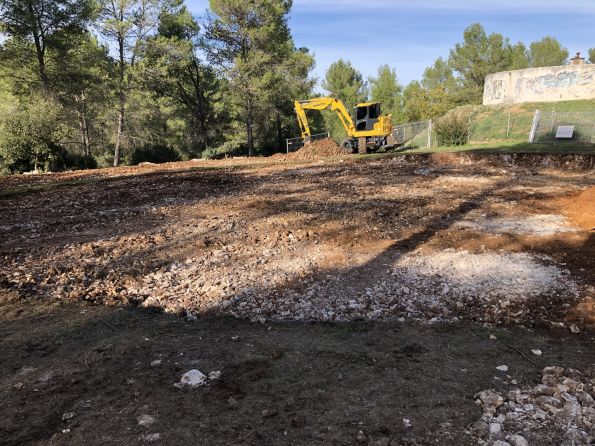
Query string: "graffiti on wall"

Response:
xmin=484 ymin=79 xmax=505 ymax=101
xmin=515 ymin=70 xmax=594 ymax=96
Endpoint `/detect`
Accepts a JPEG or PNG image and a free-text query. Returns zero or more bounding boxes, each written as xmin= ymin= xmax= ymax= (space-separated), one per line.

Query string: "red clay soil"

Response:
xmin=558 ymin=186 xmax=595 ymax=231
xmin=289 ymin=138 xmax=346 ymax=160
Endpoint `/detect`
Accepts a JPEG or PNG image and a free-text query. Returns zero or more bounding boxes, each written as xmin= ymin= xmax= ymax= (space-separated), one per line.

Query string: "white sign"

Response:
xmin=555 ymin=126 xmax=575 ymax=139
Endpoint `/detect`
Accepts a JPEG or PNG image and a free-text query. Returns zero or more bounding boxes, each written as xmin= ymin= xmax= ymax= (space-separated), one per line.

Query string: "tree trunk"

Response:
xmin=276 ymin=112 xmax=283 ymax=151
xmin=29 ymin=5 xmax=48 ymax=95
xmin=76 ymin=93 xmax=91 ymax=159
xmin=246 ymin=98 xmax=254 ymax=157
xmin=114 ymin=36 xmax=126 ymax=167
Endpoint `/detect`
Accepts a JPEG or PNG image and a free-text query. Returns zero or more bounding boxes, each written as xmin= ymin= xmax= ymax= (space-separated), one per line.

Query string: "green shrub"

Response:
xmin=47 ymin=149 xmax=97 ymax=171
xmin=129 ymin=143 xmax=181 ymax=165
xmin=0 ymin=97 xmax=70 ymax=173
xmin=435 ymin=114 xmax=470 ymax=146
xmin=202 ymin=140 xmax=245 ymax=160
xmin=96 ymin=149 xmax=115 ymax=168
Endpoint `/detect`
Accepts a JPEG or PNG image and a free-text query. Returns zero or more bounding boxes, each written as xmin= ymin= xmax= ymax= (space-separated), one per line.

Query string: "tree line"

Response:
xmin=0 ymin=1 xmax=591 ymax=173
xmin=323 ymin=25 xmax=592 ymax=142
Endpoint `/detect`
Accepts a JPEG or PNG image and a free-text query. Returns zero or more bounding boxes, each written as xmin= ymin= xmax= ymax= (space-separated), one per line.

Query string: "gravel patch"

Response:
xmin=224 ymin=249 xmax=579 ymax=324
xmin=456 ymin=214 xmax=578 ymax=235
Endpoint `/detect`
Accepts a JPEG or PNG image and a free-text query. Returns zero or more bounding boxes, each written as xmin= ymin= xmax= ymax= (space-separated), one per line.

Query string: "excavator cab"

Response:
xmin=355 ymin=102 xmax=382 ymax=131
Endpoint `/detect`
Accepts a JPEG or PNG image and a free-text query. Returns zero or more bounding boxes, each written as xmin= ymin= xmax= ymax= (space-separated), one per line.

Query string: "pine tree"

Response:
xmin=369 ymin=65 xmax=403 ymax=123
xmin=205 ymin=0 xmax=300 ymax=157
xmin=98 ymin=0 xmax=161 ymax=166
xmin=0 ymin=0 xmax=94 ymax=95
xmin=528 ymin=37 xmax=569 ymax=67
xmin=449 ymin=23 xmax=520 ymax=103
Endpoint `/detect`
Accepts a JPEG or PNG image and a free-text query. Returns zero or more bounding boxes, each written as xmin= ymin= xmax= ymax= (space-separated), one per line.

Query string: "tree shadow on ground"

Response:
xmin=1 ymin=296 xmax=594 ymax=446
xmin=1 ymin=159 xmax=594 ymax=445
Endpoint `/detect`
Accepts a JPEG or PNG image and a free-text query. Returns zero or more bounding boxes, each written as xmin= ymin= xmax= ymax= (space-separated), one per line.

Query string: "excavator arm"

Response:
xmin=294 ymin=97 xmax=356 ymax=139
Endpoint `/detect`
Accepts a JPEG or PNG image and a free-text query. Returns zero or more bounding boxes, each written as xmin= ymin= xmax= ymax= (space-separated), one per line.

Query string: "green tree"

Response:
xmin=53 ymin=33 xmax=113 ymax=160
xmin=0 ymin=95 xmax=69 ymax=172
xmin=589 ymin=49 xmax=595 ymax=64
xmin=0 ymin=0 xmax=94 ymax=94
xmin=369 ymin=65 xmax=403 ymax=123
xmin=321 ymin=59 xmax=367 ymax=141
xmin=140 ymin=1 xmax=222 ymax=153
xmin=205 ymin=0 xmax=299 ymax=157
xmin=422 ymin=57 xmax=457 ymax=92
xmin=528 ymin=37 xmax=568 ymax=67
xmin=402 ymin=81 xmax=453 ymax=123
xmin=98 ymin=0 xmax=161 ymax=166
xmin=322 ymin=59 xmax=367 ymax=108
xmin=449 ymin=23 xmax=519 ymax=103
xmin=262 ymin=46 xmax=315 ymax=152
xmin=509 ymin=42 xmax=529 ymax=70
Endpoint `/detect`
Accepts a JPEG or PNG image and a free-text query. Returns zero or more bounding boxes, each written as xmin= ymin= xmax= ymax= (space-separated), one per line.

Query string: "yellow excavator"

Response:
xmin=294 ymin=97 xmax=394 ymax=153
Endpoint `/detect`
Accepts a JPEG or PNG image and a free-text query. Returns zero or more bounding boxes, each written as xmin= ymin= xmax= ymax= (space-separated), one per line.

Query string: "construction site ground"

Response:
xmin=0 ymin=152 xmax=594 ymax=445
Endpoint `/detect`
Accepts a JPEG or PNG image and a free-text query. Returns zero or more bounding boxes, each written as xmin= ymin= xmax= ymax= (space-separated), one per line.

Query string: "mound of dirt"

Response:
xmin=289 ymin=138 xmax=346 ymax=160
xmin=560 ymin=186 xmax=595 ymax=231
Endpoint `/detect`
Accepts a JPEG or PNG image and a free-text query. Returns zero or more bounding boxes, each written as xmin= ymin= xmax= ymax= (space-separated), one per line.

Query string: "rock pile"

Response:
xmin=471 ymin=367 xmax=595 ymax=445
xmin=289 ymin=138 xmax=347 ymax=159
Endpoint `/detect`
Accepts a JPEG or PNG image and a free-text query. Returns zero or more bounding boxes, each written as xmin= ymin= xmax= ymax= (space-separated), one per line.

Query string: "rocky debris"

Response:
xmin=150 ymin=359 xmax=162 ymax=367
xmin=455 ymin=214 xmax=578 ymax=235
xmin=471 ymin=366 xmax=595 ymax=445
xmin=291 ymin=414 xmax=306 ymax=428
xmin=356 ymin=430 xmax=368 ymax=444
xmin=289 ymin=138 xmax=347 ymax=160
xmin=261 ymin=409 xmax=278 ymax=418
xmin=532 ymin=350 xmax=543 ymax=356
xmin=208 ymin=370 xmax=221 ymax=380
xmin=137 ymin=414 xmax=156 ymax=427
xmin=227 ymin=397 xmax=239 ymax=410
xmin=62 ymin=412 xmax=75 ymax=422
xmin=140 ymin=433 xmax=161 ymax=442
xmin=369 ymin=438 xmax=390 ymax=446
xmin=0 ymin=158 xmax=588 ymax=328
xmin=177 ymin=369 xmax=207 ymax=388
xmin=496 ymin=365 xmax=509 ymax=372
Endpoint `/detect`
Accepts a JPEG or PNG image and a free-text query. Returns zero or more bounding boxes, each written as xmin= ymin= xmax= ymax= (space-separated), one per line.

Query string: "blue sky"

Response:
xmin=187 ymin=0 xmax=594 ymax=88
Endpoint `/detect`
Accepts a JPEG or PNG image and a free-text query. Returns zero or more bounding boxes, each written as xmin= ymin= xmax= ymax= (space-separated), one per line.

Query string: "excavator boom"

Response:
xmin=294 ymin=98 xmax=355 ymax=139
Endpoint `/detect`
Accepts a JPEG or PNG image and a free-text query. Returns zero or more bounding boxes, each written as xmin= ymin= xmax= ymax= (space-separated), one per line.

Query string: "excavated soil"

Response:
xmin=556 ymin=186 xmax=595 ymax=231
xmin=289 ymin=138 xmax=347 ymax=159
xmin=0 ymin=154 xmax=594 ymax=445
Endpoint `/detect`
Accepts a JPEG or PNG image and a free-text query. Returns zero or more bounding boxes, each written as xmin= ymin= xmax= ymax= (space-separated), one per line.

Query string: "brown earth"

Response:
xmin=0 ymin=154 xmax=594 ymax=445
xmin=289 ymin=138 xmax=347 ymax=160
xmin=556 ymin=186 xmax=595 ymax=231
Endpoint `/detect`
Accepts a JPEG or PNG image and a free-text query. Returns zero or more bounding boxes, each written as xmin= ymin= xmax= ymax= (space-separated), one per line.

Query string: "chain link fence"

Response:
xmin=529 ymin=110 xmax=595 ymax=144
xmin=392 ymin=120 xmax=434 ymax=149
xmin=286 ymin=132 xmax=330 ymax=154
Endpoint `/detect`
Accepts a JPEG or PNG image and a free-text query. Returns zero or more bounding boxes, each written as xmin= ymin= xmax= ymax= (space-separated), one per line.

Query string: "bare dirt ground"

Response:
xmin=0 ymin=154 xmax=594 ymax=445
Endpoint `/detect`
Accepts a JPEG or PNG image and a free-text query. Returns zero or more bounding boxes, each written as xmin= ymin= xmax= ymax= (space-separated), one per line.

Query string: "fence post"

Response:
xmin=427 ymin=120 xmax=432 ymax=148
xmin=528 ymin=110 xmax=540 ymax=143
xmin=506 ymin=111 xmax=511 ymax=139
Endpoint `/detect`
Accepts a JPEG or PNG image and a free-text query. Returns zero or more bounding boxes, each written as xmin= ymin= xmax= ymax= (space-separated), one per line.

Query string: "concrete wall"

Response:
xmin=483 ymin=64 xmax=595 ymax=105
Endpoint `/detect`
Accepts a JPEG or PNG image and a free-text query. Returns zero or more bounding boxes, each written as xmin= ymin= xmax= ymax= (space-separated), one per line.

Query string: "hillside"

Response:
xmin=400 ymin=99 xmax=595 ymax=154
xmin=465 ymin=99 xmax=595 ymax=143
